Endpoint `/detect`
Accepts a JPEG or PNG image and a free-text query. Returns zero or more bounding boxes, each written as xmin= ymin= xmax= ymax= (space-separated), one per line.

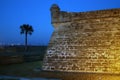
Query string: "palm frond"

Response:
xmin=20 ymin=24 xmax=34 ymax=35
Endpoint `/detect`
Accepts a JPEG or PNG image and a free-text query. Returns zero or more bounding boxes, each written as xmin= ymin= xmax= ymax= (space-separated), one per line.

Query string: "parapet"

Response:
xmin=50 ymin=4 xmax=120 ymax=25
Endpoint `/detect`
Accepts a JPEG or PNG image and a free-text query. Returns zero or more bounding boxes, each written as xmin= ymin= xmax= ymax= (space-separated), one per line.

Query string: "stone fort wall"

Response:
xmin=42 ymin=4 xmax=120 ymax=74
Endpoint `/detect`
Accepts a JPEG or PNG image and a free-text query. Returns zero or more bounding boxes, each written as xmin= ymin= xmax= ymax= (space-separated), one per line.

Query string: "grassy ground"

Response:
xmin=0 ymin=61 xmax=42 ymax=77
xmin=0 ymin=46 xmax=47 ymax=78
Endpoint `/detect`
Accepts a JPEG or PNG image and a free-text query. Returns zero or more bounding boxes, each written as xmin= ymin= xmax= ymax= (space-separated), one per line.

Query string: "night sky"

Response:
xmin=0 ymin=0 xmax=120 ymax=45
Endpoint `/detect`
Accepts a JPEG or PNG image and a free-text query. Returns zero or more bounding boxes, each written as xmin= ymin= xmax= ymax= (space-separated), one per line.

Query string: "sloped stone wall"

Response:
xmin=42 ymin=4 xmax=120 ymax=74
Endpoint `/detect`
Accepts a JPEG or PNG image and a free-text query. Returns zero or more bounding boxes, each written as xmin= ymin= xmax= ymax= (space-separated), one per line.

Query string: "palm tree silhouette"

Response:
xmin=20 ymin=24 xmax=34 ymax=51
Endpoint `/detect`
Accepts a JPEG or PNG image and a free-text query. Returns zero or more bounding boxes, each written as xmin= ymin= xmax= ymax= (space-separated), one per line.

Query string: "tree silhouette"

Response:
xmin=20 ymin=24 xmax=34 ymax=51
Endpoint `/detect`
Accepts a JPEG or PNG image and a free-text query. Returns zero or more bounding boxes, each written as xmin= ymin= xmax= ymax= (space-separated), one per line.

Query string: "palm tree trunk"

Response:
xmin=25 ymin=31 xmax=28 ymax=52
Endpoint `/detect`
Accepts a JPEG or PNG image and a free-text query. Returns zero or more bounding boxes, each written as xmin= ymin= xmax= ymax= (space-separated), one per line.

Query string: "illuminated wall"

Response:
xmin=42 ymin=4 xmax=120 ymax=74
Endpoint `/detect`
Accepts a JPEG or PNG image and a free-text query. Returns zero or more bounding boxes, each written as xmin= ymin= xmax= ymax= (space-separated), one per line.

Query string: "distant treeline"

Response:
xmin=0 ymin=45 xmax=47 ymax=53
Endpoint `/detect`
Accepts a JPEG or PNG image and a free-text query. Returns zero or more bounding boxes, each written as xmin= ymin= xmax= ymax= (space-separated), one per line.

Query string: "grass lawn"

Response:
xmin=0 ymin=61 xmax=42 ymax=77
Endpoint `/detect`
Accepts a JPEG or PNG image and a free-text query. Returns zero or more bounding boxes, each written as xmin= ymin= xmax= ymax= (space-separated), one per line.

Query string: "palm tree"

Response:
xmin=20 ymin=24 xmax=34 ymax=51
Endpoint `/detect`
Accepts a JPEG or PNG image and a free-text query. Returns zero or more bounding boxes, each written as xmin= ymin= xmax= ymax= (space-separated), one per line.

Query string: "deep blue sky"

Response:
xmin=0 ymin=0 xmax=120 ymax=45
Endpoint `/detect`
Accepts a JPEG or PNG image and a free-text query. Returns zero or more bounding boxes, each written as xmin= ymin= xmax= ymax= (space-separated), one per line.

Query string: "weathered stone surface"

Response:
xmin=42 ymin=4 xmax=120 ymax=74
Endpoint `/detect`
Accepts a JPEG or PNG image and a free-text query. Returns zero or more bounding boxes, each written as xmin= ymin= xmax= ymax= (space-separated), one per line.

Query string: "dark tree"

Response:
xmin=20 ymin=24 xmax=34 ymax=51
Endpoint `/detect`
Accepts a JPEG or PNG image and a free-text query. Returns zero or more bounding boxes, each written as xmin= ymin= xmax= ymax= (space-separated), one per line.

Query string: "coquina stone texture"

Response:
xmin=42 ymin=4 xmax=120 ymax=74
